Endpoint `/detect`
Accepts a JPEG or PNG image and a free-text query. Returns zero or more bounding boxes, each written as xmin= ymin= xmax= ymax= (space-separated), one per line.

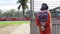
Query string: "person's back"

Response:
xmin=38 ymin=10 xmax=48 ymax=22
xmin=36 ymin=3 xmax=52 ymax=34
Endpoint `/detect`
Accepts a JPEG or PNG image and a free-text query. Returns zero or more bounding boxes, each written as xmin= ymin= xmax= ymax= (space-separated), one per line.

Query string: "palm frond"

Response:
xmin=18 ymin=4 xmax=21 ymax=10
xmin=17 ymin=0 xmax=21 ymax=3
xmin=17 ymin=0 xmax=29 ymax=18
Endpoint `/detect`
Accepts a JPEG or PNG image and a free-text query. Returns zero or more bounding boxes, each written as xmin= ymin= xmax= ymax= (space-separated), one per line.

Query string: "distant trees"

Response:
xmin=0 ymin=9 xmax=32 ymax=18
xmin=0 ymin=9 xmax=3 ymax=17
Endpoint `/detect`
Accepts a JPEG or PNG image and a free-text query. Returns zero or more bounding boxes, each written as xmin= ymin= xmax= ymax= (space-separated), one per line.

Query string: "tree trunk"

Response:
xmin=22 ymin=9 xmax=25 ymax=19
xmin=18 ymin=10 xmax=20 ymax=17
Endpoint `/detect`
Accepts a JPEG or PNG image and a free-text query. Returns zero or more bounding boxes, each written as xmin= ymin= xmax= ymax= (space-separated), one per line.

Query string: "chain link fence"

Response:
xmin=32 ymin=0 xmax=60 ymax=34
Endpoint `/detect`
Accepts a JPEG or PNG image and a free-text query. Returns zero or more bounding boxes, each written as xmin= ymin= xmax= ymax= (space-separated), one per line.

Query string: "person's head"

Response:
xmin=40 ymin=3 xmax=48 ymax=10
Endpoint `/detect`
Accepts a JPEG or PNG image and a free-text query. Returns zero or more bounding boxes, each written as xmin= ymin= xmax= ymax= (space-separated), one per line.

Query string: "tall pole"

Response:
xmin=30 ymin=0 xmax=33 ymax=20
xmin=30 ymin=0 xmax=39 ymax=34
xmin=30 ymin=0 xmax=34 ymax=34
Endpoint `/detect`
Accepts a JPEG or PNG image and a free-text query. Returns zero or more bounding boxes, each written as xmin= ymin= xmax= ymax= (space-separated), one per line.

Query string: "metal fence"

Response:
xmin=52 ymin=19 xmax=60 ymax=34
xmin=30 ymin=0 xmax=60 ymax=34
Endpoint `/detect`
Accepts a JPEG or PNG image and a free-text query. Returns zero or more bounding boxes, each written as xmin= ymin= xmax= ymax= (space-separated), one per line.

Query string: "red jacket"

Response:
xmin=36 ymin=11 xmax=52 ymax=34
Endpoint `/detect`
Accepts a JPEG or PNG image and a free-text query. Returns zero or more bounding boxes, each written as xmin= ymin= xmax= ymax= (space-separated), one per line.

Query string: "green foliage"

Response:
xmin=0 ymin=9 xmax=31 ymax=18
xmin=25 ymin=10 xmax=31 ymax=18
xmin=17 ymin=0 xmax=29 ymax=18
xmin=17 ymin=0 xmax=28 ymax=10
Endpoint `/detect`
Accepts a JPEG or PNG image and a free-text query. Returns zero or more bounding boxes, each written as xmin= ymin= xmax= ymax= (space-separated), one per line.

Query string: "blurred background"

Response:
xmin=0 ymin=0 xmax=30 ymax=21
xmin=0 ymin=0 xmax=60 ymax=34
xmin=0 ymin=0 xmax=30 ymax=34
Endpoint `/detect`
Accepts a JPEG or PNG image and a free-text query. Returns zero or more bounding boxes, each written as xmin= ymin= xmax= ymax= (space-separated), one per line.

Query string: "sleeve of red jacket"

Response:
xmin=36 ymin=15 xmax=40 ymax=26
xmin=46 ymin=11 xmax=51 ymax=28
xmin=48 ymin=11 xmax=51 ymax=24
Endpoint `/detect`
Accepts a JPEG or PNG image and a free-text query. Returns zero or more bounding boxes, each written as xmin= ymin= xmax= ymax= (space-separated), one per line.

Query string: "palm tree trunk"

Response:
xmin=18 ymin=10 xmax=20 ymax=17
xmin=23 ymin=9 xmax=25 ymax=18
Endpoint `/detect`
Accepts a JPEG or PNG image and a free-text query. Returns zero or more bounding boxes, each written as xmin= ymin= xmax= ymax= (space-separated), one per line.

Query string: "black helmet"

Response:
xmin=40 ymin=3 xmax=48 ymax=10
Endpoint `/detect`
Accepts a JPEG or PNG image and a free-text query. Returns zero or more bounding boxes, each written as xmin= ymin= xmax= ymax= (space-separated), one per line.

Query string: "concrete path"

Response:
xmin=0 ymin=25 xmax=20 ymax=34
xmin=10 ymin=24 xmax=30 ymax=34
xmin=0 ymin=24 xmax=30 ymax=34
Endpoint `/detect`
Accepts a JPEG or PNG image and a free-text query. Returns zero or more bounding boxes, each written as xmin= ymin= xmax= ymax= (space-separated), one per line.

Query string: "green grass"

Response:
xmin=0 ymin=21 xmax=30 ymax=25
xmin=0 ymin=21 xmax=30 ymax=28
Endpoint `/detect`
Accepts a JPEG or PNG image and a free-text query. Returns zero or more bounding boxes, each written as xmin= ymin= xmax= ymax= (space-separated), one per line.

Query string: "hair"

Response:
xmin=40 ymin=3 xmax=48 ymax=10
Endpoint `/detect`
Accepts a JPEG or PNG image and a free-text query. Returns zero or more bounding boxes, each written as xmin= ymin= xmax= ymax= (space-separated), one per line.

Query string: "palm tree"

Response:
xmin=17 ymin=0 xmax=28 ymax=18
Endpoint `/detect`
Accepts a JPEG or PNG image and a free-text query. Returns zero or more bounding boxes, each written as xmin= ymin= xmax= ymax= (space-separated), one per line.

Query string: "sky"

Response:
xmin=0 ymin=0 xmax=30 ymax=12
xmin=0 ymin=0 xmax=18 ymax=10
xmin=0 ymin=0 xmax=60 ymax=11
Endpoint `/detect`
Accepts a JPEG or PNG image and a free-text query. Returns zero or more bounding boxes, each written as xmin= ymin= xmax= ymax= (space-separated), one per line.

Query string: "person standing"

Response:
xmin=36 ymin=3 xmax=52 ymax=34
